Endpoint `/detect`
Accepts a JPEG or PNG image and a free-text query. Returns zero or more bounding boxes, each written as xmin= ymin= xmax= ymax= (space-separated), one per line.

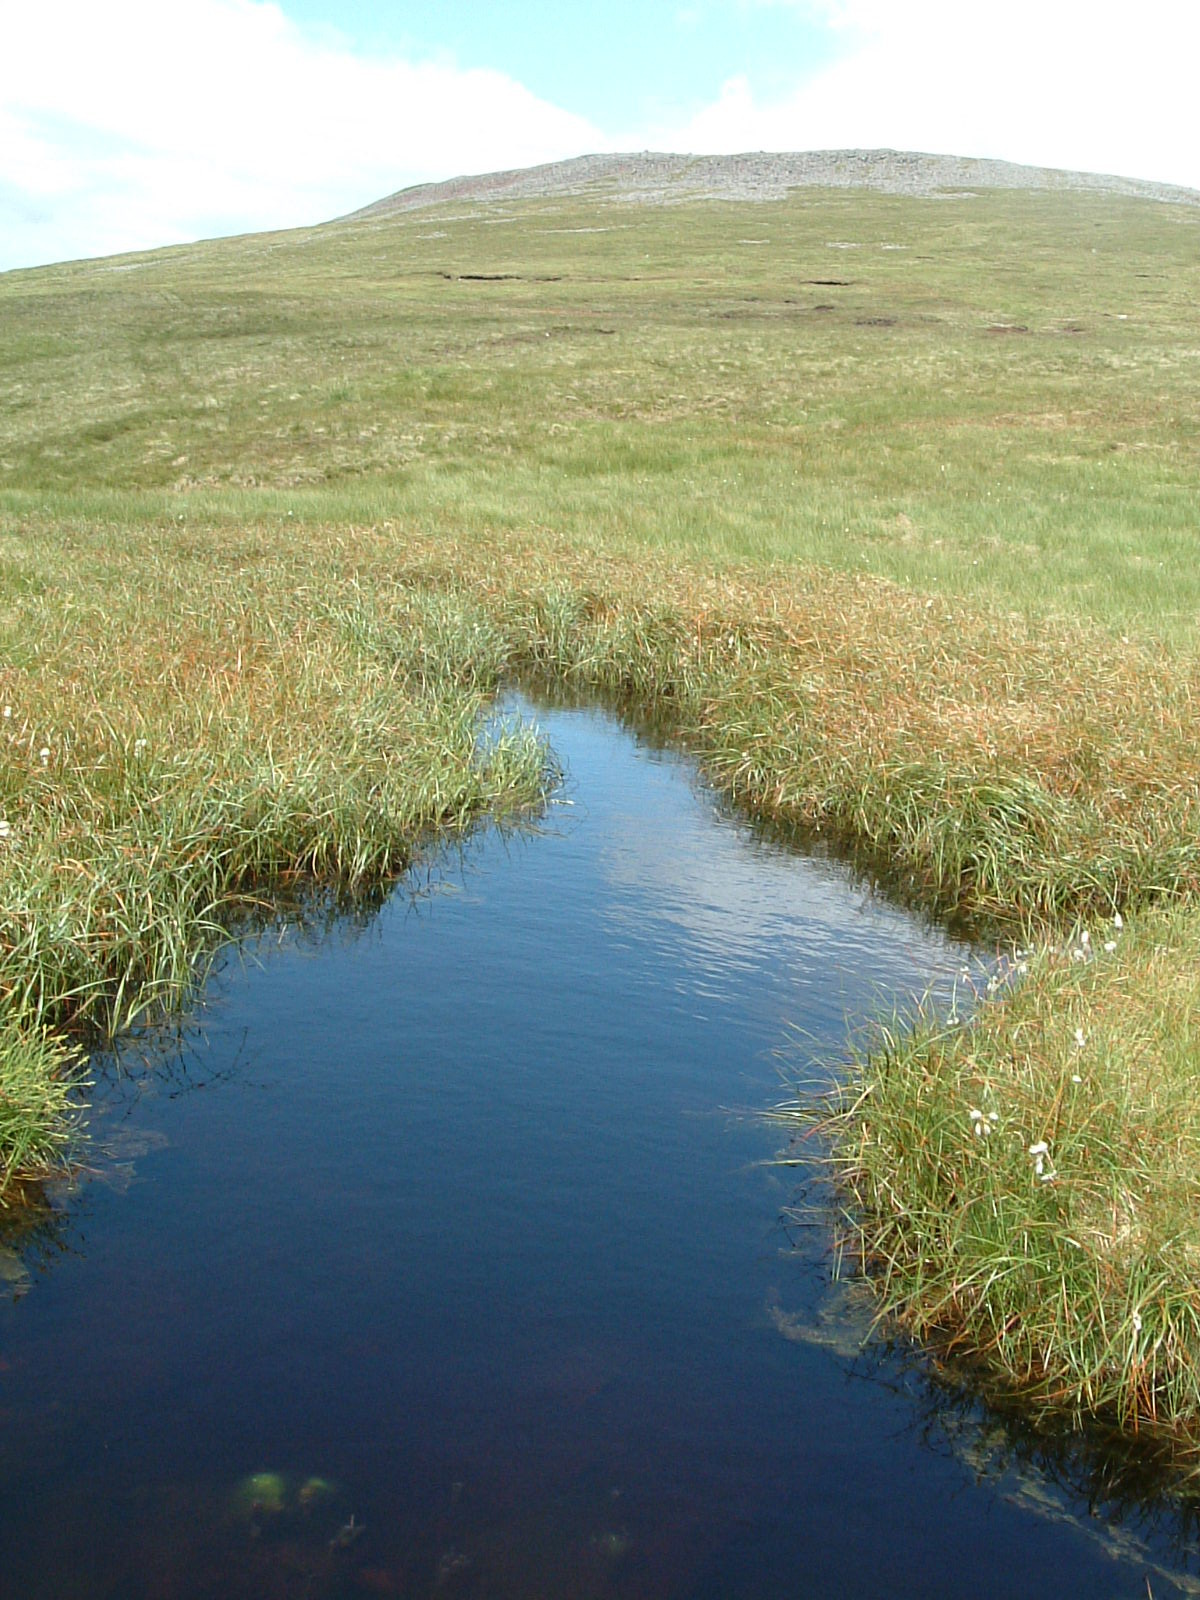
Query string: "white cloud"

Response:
xmin=669 ymin=1 xmax=1200 ymax=189
xmin=0 ymin=0 xmax=604 ymax=270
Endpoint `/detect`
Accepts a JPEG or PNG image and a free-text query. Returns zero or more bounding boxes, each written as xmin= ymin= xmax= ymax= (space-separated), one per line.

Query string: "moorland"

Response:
xmin=3 ymin=151 xmax=1200 ymax=1451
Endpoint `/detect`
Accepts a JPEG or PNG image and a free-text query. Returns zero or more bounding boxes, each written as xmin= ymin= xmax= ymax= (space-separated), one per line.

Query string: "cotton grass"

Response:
xmin=805 ymin=903 xmax=1200 ymax=1454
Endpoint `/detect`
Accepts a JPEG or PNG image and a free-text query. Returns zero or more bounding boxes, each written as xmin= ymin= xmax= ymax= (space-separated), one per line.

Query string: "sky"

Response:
xmin=2 ymin=0 xmax=1197 ymax=272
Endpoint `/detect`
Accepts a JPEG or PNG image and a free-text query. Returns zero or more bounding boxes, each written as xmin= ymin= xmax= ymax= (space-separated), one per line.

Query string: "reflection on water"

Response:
xmin=1 ymin=696 xmax=1199 ymax=1597
xmin=0 ymin=1186 xmax=72 ymax=1300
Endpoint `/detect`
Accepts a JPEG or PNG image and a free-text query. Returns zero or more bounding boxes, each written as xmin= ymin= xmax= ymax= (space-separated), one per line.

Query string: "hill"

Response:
xmin=346 ymin=148 xmax=1200 ymax=220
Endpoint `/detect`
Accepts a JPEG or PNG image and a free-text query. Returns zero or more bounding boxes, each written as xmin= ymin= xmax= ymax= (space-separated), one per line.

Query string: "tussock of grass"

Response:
xmin=0 ymin=1001 xmax=78 ymax=1189
xmin=815 ymin=903 xmax=1200 ymax=1452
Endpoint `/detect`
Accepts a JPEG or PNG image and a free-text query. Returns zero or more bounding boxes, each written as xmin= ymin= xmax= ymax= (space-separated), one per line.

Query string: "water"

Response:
xmin=0 ymin=697 xmax=1195 ymax=1598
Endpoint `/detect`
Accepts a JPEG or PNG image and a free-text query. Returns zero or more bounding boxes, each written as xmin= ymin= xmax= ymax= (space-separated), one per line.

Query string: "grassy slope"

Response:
xmin=4 ymin=189 xmax=1199 ymax=636
xmin=4 ymin=184 xmax=1200 ymax=1445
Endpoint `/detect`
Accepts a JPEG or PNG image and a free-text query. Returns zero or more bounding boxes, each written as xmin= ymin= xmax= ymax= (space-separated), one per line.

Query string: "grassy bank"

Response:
xmin=0 ymin=519 xmax=555 ymax=1185
xmin=816 ymin=904 xmax=1200 ymax=1450
xmin=3 ymin=180 xmax=1200 ymax=1449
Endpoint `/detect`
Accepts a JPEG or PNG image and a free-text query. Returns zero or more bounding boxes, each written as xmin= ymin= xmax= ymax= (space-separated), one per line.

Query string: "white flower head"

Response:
xmin=1080 ymin=929 xmax=1090 ymax=947
xmin=969 ymin=1107 xmax=998 ymax=1137
xmin=39 ymin=747 xmax=49 ymax=763
xmin=2 ymin=706 xmax=10 ymax=718
xmin=1114 ymin=912 xmax=1124 ymax=930
xmin=1073 ymin=1027 xmax=1086 ymax=1048
xmin=1028 ymin=1139 xmax=1050 ymax=1177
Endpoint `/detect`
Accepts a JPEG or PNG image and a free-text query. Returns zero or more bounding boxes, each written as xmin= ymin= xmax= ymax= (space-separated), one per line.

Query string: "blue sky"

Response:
xmin=2 ymin=0 xmax=1196 ymax=272
xmin=276 ymin=1 xmax=845 ymax=130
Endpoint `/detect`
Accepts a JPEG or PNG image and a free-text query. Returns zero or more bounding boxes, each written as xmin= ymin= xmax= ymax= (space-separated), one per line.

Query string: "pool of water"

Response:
xmin=0 ymin=696 xmax=1196 ymax=1598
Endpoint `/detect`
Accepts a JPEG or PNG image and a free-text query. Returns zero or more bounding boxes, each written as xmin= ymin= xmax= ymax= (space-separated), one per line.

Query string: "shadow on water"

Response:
xmin=770 ymin=1171 xmax=1200 ymax=1592
xmin=875 ymin=1346 xmax=1200 ymax=1596
xmin=2 ymin=691 xmax=1199 ymax=1597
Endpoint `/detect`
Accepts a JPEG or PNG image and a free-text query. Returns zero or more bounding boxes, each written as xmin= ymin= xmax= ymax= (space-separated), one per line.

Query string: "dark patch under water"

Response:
xmin=1 ymin=698 xmax=1197 ymax=1598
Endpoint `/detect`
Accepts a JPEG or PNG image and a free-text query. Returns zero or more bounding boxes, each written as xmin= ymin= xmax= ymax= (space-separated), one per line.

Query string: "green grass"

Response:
xmin=810 ymin=905 xmax=1200 ymax=1453
xmin=0 ymin=1000 xmax=78 ymax=1189
xmin=4 ymin=180 xmax=1200 ymax=1451
xmin=4 ymin=188 xmax=1199 ymax=641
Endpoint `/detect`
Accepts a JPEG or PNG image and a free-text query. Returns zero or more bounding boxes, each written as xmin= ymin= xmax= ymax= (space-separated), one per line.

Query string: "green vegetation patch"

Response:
xmin=820 ymin=902 xmax=1200 ymax=1451
xmin=0 ymin=1001 xmax=77 ymax=1189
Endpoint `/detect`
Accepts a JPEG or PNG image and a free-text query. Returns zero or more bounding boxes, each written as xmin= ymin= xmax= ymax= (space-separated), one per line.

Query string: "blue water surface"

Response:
xmin=0 ymin=697 xmax=1191 ymax=1598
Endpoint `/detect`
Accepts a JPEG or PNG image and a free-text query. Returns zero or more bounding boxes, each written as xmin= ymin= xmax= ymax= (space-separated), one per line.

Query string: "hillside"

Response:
xmin=346 ymin=147 xmax=1200 ymax=220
